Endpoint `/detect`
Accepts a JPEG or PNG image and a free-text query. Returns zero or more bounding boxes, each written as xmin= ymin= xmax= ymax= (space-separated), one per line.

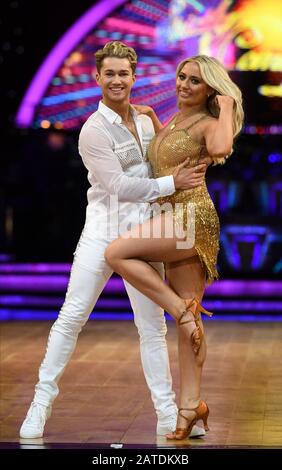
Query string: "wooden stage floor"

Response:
xmin=1 ymin=320 xmax=282 ymax=448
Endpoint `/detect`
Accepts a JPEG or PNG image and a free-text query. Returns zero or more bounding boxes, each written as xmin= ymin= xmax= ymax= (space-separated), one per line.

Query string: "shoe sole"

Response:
xmin=19 ymin=431 xmax=43 ymax=439
xmin=157 ymin=428 xmax=205 ymax=438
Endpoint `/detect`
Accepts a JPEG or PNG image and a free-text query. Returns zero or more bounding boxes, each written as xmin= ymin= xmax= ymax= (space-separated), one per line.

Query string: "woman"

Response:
xmin=105 ymin=55 xmax=244 ymax=439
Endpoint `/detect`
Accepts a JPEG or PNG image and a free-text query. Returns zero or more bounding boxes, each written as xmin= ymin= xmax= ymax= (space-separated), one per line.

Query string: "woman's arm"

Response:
xmin=204 ymin=95 xmax=234 ymax=161
xmin=133 ymin=105 xmax=163 ymax=133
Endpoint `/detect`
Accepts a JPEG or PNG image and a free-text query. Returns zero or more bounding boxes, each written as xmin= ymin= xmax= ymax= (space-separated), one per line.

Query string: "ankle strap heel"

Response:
xmin=178 ymin=298 xmax=213 ymax=355
xmin=166 ymin=400 xmax=210 ymax=440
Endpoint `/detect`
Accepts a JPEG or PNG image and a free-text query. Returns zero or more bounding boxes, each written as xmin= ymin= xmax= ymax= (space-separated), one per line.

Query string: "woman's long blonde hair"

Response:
xmin=176 ymin=55 xmax=244 ymax=137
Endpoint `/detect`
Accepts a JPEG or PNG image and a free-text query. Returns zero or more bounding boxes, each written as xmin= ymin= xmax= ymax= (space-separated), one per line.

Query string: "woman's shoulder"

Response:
xmin=164 ymin=113 xmax=178 ymax=129
xmin=202 ymin=114 xmax=217 ymax=125
xmin=201 ymin=115 xmax=218 ymax=134
xmin=189 ymin=114 xmax=216 ymax=139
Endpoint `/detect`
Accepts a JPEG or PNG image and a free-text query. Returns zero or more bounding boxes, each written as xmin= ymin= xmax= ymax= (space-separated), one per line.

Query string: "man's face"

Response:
xmin=96 ymin=57 xmax=136 ymax=104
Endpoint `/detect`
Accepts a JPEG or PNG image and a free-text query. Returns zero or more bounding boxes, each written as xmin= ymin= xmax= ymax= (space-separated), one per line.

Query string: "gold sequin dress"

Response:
xmin=147 ymin=116 xmax=220 ymax=283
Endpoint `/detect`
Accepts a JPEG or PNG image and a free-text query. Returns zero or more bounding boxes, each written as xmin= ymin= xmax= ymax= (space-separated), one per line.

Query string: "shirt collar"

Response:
xmin=98 ymin=100 xmax=139 ymax=125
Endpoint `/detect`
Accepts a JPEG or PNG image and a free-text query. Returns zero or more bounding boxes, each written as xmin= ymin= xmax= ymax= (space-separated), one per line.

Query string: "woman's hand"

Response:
xmin=205 ymin=95 xmax=234 ymax=158
xmin=133 ymin=104 xmax=154 ymax=116
xmin=133 ymin=104 xmax=164 ymax=132
xmin=214 ymin=95 xmax=234 ymax=109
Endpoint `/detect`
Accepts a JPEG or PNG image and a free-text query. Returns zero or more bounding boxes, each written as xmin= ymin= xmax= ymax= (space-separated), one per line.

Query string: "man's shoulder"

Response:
xmin=80 ymin=110 xmax=104 ymax=130
xmin=79 ymin=110 xmax=109 ymax=138
xmin=78 ymin=112 xmax=114 ymax=152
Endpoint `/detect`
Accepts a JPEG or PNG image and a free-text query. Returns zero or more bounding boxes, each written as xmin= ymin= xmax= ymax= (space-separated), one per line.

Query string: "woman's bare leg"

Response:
xmin=105 ymin=212 xmax=203 ymax=341
xmin=165 ymin=257 xmax=206 ymax=432
xmin=105 ymin=212 xmax=210 ymax=435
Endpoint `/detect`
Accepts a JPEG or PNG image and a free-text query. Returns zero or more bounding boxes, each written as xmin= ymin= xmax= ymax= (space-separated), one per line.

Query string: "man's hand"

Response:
xmin=173 ymin=158 xmax=208 ymax=190
xmin=198 ymin=155 xmax=213 ymax=167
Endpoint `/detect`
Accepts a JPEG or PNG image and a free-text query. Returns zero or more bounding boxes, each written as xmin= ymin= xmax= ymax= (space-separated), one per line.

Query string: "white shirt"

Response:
xmin=78 ymin=101 xmax=175 ymax=239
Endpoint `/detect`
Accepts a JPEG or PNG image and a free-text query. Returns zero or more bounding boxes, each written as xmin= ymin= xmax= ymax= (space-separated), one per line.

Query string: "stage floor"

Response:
xmin=1 ymin=320 xmax=282 ymax=448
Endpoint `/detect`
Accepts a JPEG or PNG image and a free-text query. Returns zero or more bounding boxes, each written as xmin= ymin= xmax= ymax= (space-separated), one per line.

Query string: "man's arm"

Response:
xmin=79 ymin=125 xmax=208 ymax=203
xmin=135 ymin=106 xmax=210 ymax=183
xmin=79 ymin=125 xmax=175 ymax=203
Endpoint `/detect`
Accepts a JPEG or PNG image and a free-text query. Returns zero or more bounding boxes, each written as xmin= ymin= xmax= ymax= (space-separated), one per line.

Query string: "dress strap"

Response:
xmin=185 ymin=115 xmax=208 ymax=131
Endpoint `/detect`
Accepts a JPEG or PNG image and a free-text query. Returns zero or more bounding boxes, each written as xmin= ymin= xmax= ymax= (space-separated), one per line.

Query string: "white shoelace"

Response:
xmin=26 ymin=402 xmax=48 ymax=425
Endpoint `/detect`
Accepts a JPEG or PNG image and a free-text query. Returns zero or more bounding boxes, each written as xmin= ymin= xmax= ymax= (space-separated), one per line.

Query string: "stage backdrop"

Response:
xmin=16 ymin=0 xmax=282 ymax=133
xmin=2 ymin=0 xmax=282 ymax=278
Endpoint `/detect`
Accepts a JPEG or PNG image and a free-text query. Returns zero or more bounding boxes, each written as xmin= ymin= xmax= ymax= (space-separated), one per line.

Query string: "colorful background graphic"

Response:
xmin=1 ymin=0 xmax=282 ymax=319
xmin=16 ymin=0 xmax=282 ymax=132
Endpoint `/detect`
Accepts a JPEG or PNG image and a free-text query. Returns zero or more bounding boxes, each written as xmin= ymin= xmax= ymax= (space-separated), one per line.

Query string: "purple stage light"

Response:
xmin=16 ymin=0 xmax=127 ymax=127
xmin=0 ymin=275 xmax=70 ymax=292
xmin=221 ymin=225 xmax=275 ymax=270
xmin=0 ymin=254 xmax=14 ymax=262
xmin=1 ymin=270 xmax=282 ymax=296
xmin=202 ymin=300 xmax=282 ymax=312
xmin=206 ymin=280 xmax=282 ymax=297
xmin=0 ymin=295 xmax=131 ymax=309
xmin=269 ymin=182 xmax=282 ymax=216
xmin=0 ymin=263 xmax=71 ymax=273
xmin=208 ymin=181 xmax=228 ymax=213
xmin=1 ymin=309 xmax=282 ymax=322
xmin=0 ymin=297 xmax=281 ymax=312
xmin=0 ymin=310 xmax=134 ymax=322
xmin=0 ymin=274 xmax=125 ymax=292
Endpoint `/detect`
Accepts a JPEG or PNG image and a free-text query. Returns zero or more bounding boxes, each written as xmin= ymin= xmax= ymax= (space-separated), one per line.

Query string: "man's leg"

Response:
xmin=124 ymin=262 xmax=179 ymax=436
xmin=20 ymin=235 xmax=112 ymax=438
xmin=123 ymin=262 xmax=177 ymax=421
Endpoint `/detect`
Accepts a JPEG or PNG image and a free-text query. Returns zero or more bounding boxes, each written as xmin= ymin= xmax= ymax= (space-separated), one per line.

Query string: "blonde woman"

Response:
xmin=105 ymin=55 xmax=244 ymax=439
xmin=19 ymin=43 xmax=211 ymax=440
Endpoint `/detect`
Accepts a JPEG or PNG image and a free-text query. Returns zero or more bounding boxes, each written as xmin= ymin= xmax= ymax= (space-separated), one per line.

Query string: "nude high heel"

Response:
xmin=166 ymin=400 xmax=210 ymax=440
xmin=178 ymin=297 xmax=213 ymax=355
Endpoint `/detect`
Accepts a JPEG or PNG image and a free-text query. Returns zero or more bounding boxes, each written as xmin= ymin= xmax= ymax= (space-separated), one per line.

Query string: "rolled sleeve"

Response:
xmin=156 ymin=175 xmax=175 ymax=197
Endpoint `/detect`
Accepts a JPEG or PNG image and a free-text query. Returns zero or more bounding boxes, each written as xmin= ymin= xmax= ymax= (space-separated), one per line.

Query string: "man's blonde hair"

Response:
xmin=95 ymin=41 xmax=137 ymax=73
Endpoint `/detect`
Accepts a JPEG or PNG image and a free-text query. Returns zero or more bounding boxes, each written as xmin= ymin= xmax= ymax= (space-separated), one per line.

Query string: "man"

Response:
xmin=20 ymin=41 xmax=207 ymax=439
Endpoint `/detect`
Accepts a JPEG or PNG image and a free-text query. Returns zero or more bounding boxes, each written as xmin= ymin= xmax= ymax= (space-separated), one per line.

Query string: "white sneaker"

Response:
xmin=187 ymin=424 xmax=206 ymax=438
xmin=19 ymin=402 xmax=52 ymax=439
xmin=157 ymin=415 xmax=206 ymax=438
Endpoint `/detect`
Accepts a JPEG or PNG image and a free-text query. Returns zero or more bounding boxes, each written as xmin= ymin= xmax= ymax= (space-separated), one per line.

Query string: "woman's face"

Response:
xmin=176 ymin=62 xmax=213 ymax=107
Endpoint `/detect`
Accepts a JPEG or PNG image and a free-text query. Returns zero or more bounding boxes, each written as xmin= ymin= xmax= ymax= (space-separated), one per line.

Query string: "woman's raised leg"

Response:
xmin=105 ymin=212 xmax=210 ymax=350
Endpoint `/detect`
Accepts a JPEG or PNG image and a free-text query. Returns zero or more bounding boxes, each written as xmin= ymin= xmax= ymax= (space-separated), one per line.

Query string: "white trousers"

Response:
xmin=34 ymin=230 xmax=177 ymax=420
